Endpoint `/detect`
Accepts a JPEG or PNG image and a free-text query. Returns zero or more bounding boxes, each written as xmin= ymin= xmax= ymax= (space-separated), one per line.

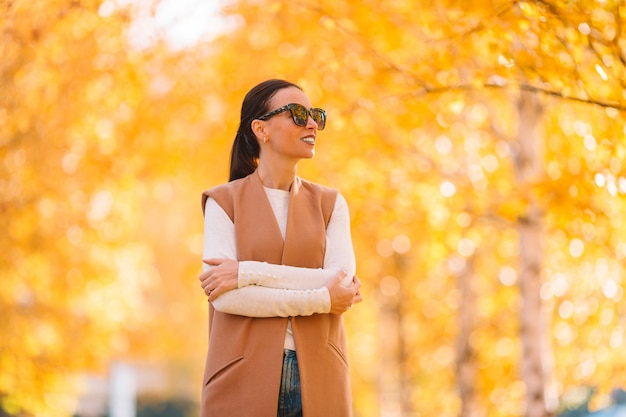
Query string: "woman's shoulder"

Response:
xmin=204 ymin=175 xmax=249 ymax=195
xmin=298 ymin=177 xmax=338 ymax=195
xmin=201 ymin=176 xmax=250 ymax=214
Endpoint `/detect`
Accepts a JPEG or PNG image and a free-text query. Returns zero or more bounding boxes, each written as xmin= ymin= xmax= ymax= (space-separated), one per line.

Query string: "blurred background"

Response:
xmin=2 ymin=0 xmax=626 ymax=416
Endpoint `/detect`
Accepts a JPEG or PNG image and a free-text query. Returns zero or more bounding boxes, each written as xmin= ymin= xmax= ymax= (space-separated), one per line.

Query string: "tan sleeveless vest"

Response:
xmin=200 ymin=171 xmax=352 ymax=417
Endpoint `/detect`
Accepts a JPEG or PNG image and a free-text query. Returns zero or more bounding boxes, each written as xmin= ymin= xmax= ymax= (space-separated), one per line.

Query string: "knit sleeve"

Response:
xmin=211 ymin=286 xmax=330 ymax=317
xmin=203 ymin=197 xmax=331 ymax=317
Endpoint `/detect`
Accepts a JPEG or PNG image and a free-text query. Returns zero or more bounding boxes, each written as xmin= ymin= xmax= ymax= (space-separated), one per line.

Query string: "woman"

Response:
xmin=198 ymin=79 xmax=362 ymax=417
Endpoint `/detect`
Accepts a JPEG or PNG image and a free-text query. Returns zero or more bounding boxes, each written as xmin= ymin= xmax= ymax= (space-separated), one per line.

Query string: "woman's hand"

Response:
xmin=326 ymin=271 xmax=363 ymax=315
xmin=199 ymin=258 xmax=239 ymax=301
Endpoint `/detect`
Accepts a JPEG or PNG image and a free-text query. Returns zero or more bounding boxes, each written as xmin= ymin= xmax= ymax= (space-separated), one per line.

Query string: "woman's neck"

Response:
xmin=257 ymin=160 xmax=297 ymax=191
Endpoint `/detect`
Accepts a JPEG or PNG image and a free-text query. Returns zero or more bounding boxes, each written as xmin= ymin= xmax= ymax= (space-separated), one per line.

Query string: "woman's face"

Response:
xmin=258 ymin=87 xmax=320 ymax=161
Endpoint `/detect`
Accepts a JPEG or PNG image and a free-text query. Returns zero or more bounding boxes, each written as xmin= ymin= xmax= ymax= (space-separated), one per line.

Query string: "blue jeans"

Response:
xmin=278 ymin=349 xmax=302 ymax=417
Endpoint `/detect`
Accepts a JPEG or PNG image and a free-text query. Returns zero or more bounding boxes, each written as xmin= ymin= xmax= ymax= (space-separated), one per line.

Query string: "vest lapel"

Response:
xmin=234 ymin=171 xmax=285 ymax=263
xmin=282 ymin=177 xmax=327 ymax=268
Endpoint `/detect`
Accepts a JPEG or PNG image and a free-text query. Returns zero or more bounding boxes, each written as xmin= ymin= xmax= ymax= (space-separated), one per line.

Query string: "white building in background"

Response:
xmin=74 ymin=362 xmax=174 ymax=417
xmin=109 ymin=363 xmax=136 ymax=417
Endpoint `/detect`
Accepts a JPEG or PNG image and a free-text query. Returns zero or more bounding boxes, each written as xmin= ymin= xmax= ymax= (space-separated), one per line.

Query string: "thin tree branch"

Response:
xmin=425 ymin=1 xmax=517 ymax=44
xmin=532 ymin=0 xmax=600 ymax=102
xmin=299 ymin=0 xmax=626 ymax=111
xmin=415 ymin=82 xmax=626 ymax=110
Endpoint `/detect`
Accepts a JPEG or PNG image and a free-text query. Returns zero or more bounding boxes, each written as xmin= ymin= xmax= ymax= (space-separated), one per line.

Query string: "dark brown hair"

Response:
xmin=229 ymin=79 xmax=301 ymax=181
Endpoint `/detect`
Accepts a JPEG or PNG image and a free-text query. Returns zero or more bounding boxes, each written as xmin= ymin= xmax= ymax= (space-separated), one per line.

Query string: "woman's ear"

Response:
xmin=251 ymin=119 xmax=267 ymax=142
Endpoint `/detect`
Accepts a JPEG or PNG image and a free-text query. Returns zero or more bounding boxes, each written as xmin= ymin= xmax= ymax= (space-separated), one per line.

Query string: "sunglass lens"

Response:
xmin=311 ymin=109 xmax=325 ymax=130
xmin=290 ymin=105 xmax=308 ymax=126
xmin=288 ymin=104 xmax=326 ymax=129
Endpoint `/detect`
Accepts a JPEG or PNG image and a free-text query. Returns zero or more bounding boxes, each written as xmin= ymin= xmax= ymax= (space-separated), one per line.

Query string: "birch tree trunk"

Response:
xmin=456 ymin=254 xmax=483 ymax=417
xmin=514 ymin=90 xmax=553 ymax=417
xmin=379 ymin=293 xmax=402 ymax=417
xmin=379 ymin=253 xmax=412 ymax=417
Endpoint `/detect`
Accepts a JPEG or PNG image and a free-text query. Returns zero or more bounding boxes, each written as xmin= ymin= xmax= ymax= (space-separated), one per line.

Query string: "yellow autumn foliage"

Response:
xmin=1 ymin=0 xmax=626 ymax=416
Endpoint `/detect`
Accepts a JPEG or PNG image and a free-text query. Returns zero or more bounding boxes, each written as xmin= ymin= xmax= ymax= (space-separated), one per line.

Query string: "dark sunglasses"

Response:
xmin=257 ymin=103 xmax=326 ymax=130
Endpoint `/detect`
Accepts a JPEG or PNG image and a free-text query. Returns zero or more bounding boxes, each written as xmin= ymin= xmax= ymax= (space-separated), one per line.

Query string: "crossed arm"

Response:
xmin=199 ymin=194 xmax=362 ymax=317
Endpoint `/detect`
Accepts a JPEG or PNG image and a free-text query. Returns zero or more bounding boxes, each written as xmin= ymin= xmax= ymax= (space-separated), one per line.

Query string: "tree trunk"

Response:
xmin=379 ymin=253 xmax=412 ymax=417
xmin=456 ymin=254 xmax=483 ymax=417
xmin=379 ymin=295 xmax=402 ymax=417
xmin=515 ymin=90 xmax=553 ymax=417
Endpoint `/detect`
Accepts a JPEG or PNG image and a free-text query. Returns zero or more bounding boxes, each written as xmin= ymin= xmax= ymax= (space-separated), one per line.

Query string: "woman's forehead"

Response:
xmin=270 ymin=87 xmax=311 ymax=107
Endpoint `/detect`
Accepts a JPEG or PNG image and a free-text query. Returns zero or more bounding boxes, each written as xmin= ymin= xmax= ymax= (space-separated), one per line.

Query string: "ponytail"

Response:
xmin=229 ymin=125 xmax=260 ymax=181
xmin=228 ymin=79 xmax=301 ymax=182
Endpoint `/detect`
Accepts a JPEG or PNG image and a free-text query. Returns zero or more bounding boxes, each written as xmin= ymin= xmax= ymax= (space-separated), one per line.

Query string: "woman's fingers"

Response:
xmin=199 ymin=258 xmax=225 ymax=287
xmin=327 ymin=271 xmax=365 ymax=314
xmin=203 ymin=257 xmax=227 ymax=266
xmin=199 ymin=258 xmax=239 ymax=299
xmin=352 ymin=276 xmax=362 ymax=301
